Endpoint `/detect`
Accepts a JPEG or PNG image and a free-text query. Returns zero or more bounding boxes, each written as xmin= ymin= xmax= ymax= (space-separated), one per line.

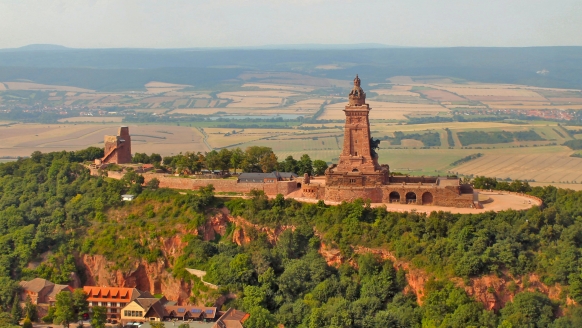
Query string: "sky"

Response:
xmin=0 ymin=0 xmax=581 ymax=49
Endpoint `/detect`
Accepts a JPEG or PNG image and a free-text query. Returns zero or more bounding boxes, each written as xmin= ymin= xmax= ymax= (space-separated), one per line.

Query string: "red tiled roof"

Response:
xmin=83 ymin=286 xmax=140 ymax=302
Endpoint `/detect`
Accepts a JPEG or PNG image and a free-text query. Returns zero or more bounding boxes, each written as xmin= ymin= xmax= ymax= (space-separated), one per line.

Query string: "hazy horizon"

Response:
xmin=1 ymin=0 xmax=581 ymax=49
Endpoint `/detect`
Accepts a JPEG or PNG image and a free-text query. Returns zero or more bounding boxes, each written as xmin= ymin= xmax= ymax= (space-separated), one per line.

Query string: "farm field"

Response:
xmin=0 ymin=123 xmax=208 ymax=157
xmin=2 ymin=74 xmax=582 ymax=189
xmin=454 ymin=153 xmax=582 ymax=184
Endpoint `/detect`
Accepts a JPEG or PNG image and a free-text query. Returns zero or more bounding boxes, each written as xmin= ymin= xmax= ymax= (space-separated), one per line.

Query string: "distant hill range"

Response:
xmin=0 ymin=45 xmax=581 ymax=91
xmin=2 ymin=44 xmax=70 ymax=51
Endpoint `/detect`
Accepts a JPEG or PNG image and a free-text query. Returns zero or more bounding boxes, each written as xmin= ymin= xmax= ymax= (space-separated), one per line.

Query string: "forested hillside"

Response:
xmin=2 ymin=149 xmax=582 ymax=327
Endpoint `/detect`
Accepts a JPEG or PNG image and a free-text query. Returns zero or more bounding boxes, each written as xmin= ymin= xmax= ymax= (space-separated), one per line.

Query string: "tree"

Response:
xmin=72 ymin=289 xmax=88 ymax=321
xmin=242 ymin=146 xmax=277 ymax=172
xmin=21 ymin=318 xmax=32 ymax=328
xmin=132 ymin=153 xmax=150 ymax=164
xmin=0 ymin=278 xmax=18 ymax=310
xmin=297 ymin=154 xmax=313 ymax=175
xmin=149 ymin=153 xmax=162 ymax=164
xmin=24 ymin=296 xmax=37 ymax=322
xmin=500 ymin=292 xmax=556 ymax=328
xmin=217 ymin=148 xmax=232 ymax=173
xmin=90 ymin=306 xmax=106 ymax=328
xmin=54 ymin=292 xmax=75 ymax=328
xmin=205 ymin=150 xmax=220 ymax=172
xmin=230 ymin=148 xmax=244 ymax=173
xmin=260 ymin=153 xmax=278 ymax=173
xmin=280 ymin=156 xmax=298 ymax=173
xmin=42 ymin=306 xmax=56 ymax=323
xmin=244 ymin=306 xmax=277 ymax=328
xmin=150 ymin=322 xmax=165 ymax=328
xmin=312 ymin=160 xmax=328 ymax=176
xmin=145 ymin=178 xmax=160 ymax=190
xmin=10 ymin=296 xmax=21 ymax=325
xmin=0 ymin=312 xmax=19 ymax=328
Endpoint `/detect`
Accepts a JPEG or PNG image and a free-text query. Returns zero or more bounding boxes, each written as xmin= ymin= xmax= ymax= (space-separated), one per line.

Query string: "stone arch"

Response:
xmin=352 ymin=168 xmax=359 ymax=172
xmin=297 ymin=183 xmax=302 ymax=188
xmin=389 ymin=191 xmax=400 ymax=203
xmin=422 ymin=192 xmax=433 ymax=205
xmin=405 ymin=192 xmax=417 ymax=204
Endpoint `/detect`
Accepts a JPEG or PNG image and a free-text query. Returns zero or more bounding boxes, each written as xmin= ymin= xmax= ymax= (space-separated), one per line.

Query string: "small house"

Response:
xmin=122 ymin=194 xmax=135 ymax=201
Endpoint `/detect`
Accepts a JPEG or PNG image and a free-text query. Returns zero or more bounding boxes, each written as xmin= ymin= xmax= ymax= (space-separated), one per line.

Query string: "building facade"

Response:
xmin=84 ymin=286 xmax=145 ymax=324
xmin=302 ymin=75 xmax=476 ymax=208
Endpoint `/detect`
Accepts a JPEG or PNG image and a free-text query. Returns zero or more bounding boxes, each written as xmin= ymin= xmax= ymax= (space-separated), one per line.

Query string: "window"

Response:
xmin=349 ymin=179 xmax=356 ymax=184
xmin=110 ymin=309 xmax=117 ymax=314
xmin=126 ymin=311 xmax=143 ymax=317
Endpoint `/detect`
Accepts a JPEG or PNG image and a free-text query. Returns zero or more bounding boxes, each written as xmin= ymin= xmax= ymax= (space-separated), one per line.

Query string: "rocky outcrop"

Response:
xmin=319 ymin=244 xmax=563 ymax=310
xmin=80 ymin=207 xmax=565 ymax=311
xmin=79 ymin=211 xmax=232 ymax=305
xmin=80 ymin=254 xmax=193 ymax=304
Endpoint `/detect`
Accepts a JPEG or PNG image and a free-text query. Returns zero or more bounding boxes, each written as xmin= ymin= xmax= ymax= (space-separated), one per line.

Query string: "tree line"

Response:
xmin=131 ymin=146 xmax=328 ymax=176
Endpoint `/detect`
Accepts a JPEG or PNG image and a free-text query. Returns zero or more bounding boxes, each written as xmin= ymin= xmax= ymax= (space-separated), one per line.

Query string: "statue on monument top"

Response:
xmin=348 ymin=74 xmax=366 ymax=106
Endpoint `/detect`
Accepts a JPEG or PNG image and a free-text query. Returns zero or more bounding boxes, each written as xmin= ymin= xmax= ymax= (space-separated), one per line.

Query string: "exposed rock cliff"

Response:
xmin=80 ymin=207 xmax=566 ymax=311
xmin=79 ymin=211 xmax=231 ymax=305
xmin=320 ymin=244 xmax=565 ymax=310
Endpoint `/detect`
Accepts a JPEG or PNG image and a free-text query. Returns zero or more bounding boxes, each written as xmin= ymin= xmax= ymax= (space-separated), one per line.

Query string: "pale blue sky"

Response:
xmin=1 ymin=0 xmax=581 ymax=48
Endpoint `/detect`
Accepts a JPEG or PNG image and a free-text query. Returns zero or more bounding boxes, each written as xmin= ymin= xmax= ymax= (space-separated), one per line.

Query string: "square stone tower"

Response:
xmin=102 ymin=126 xmax=132 ymax=164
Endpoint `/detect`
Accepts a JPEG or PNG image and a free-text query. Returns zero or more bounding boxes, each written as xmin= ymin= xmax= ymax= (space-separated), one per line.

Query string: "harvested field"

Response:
xmin=145 ymin=81 xmax=191 ymax=93
xmin=454 ymin=153 xmax=582 ymax=183
xmin=173 ymin=99 xmax=190 ymax=107
xmin=193 ymin=99 xmax=210 ymax=107
xmin=391 ymin=85 xmax=413 ymax=91
xmin=319 ymin=101 xmax=447 ymax=120
xmin=439 ymin=86 xmax=547 ymax=101
xmin=2 ymin=82 xmax=92 ymax=92
xmin=57 ymin=117 xmax=124 ymax=123
xmin=225 ymin=97 xmax=282 ymax=108
xmin=139 ymin=96 xmax=181 ymax=103
xmin=418 ymin=90 xmax=466 ymax=102
xmin=0 ymin=123 xmax=208 ymax=157
xmin=485 ymin=104 xmax=582 ymax=110
xmin=370 ymin=89 xmax=421 ymax=97
xmin=287 ymin=99 xmax=328 ymax=113
xmin=400 ymin=139 xmax=424 ymax=147
xmin=220 ymin=91 xmax=298 ymax=98
xmin=241 ymin=83 xmax=315 ymax=92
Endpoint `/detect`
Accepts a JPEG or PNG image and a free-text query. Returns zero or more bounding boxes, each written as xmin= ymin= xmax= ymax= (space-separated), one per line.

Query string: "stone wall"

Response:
xmin=96 ymin=170 xmax=299 ymax=196
xmin=323 ymin=184 xmax=474 ymax=208
xmin=325 ymin=186 xmax=384 ymax=203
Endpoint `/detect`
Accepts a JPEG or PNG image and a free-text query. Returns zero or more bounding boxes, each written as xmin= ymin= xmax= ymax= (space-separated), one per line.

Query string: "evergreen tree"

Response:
xmin=10 ymin=296 xmax=21 ymax=325
xmin=24 ymin=296 xmax=37 ymax=322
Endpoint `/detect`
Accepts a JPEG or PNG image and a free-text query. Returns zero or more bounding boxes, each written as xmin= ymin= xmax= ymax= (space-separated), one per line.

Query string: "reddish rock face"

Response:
xmin=318 ymin=244 xmax=563 ymax=310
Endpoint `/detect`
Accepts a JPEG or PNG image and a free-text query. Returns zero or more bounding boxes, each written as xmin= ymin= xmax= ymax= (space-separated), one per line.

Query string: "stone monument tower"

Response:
xmin=325 ymin=75 xmax=388 ymax=188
